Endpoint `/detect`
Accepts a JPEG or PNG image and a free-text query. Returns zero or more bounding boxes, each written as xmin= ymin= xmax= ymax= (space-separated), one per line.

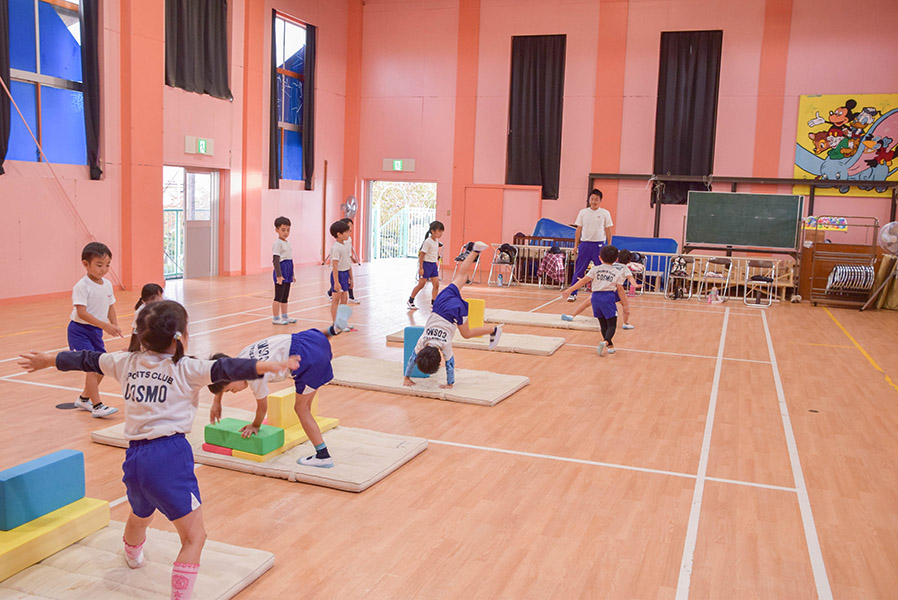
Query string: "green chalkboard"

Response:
xmin=685 ymin=191 xmax=803 ymax=250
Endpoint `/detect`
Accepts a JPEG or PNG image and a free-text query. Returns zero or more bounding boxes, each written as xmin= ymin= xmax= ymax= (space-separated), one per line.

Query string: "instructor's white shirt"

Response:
xmin=575 ymin=207 xmax=613 ymax=242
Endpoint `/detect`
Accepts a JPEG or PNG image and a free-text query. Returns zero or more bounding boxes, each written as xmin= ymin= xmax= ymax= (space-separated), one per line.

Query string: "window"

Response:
xmin=7 ymin=0 xmax=86 ymax=165
xmin=274 ymin=14 xmax=306 ymax=181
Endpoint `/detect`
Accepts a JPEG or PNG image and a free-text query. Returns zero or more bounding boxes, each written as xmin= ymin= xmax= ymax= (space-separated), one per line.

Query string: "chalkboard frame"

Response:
xmin=684 ymin=191 xmax=804 ymax=251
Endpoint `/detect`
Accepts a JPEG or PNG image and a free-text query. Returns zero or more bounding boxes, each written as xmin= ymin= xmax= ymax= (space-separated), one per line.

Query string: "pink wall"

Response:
xmin=258 ymin=0 xmax=350 ymax=271
xmin=356 ymin=0 xmax=459 ymax=247
xmin=0 ymin=1 xmax=123 ymax=301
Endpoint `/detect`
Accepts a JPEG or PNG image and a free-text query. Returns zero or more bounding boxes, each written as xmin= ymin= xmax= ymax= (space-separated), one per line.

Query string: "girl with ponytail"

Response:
xmin=406 ymin=220 xmax=445 ymax=310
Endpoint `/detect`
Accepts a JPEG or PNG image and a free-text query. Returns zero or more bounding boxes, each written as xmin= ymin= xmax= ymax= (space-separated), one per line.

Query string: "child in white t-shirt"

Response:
xmin=561 ymin=248 xmax=639 ymax=329
xmin=272 ymin=216 xmax=296 ymax=325
xmin=19 ymin=300 xmax=297 ymax=600
xmin=404 ymin=242 xmax=503 ymax=388
xmin=407 ymin=220 xmax=445 ymax=310
xmin=328 ymin=220 xmax=353 ymax=325
xmin=128 ymin=283 xmax=164 ymax=351
xmin=561 ymin=245 xmax=626 ymax=356
xmin=68 ymin=242 xmax=122 ymax=418
xmin=326 ymin=217 xmax=363 ymax=305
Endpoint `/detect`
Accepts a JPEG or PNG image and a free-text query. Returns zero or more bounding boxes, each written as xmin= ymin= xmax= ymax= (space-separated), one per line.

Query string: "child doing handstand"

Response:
xmin=404 ymin=242 xmax=503 ymax=388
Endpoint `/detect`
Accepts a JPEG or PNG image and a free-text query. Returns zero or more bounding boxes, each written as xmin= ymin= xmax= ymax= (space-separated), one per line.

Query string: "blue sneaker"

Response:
xmin=561 ymin=314 xmax=574 ymax=322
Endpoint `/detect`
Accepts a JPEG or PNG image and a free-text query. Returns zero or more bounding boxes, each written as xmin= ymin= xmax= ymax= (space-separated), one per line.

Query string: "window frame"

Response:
xmin=274 ymin=11 xmax=307 ymax=182
xmin=8 ymin=0 xmax=84 ymax=164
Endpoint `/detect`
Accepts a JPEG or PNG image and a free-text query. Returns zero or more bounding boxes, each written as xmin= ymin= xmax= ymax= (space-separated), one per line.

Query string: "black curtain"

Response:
xmin=165 ymin=0 xmax=232 ymax=100
xmin=268 ymin=10 xmax=279 ymax=189
xmin=652 ymin=30 xmax=722 ymax=205
xmin=302 ymin=24 xmax=316 ymax=190
xmin=506 ymin=35 xmax=566 ymax=200
xmin=79 ymin=0 xmax=102 ymax=179
xmin=0 ymin=0 xmax=10 ymax=176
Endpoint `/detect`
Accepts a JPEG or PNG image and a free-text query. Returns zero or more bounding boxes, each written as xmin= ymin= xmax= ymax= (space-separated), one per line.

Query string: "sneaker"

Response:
xmin=297 ymin=455 xmax=334 ymax=468
xmin=561 ymin=314 xmax=574 ymax=322
xmin=282 ymin=316 xmax=297 ymax=324
xmin=325 ymin=290 xmax=333 ymax=300
xmin=472 ymin=241 xmax=489 ymax=253
xmin=407 ymin=299 xmax=417 ymax=310
xmin=488 ymin=325 xmax=503 ymax=350
xmin=348 ymin=297 xmax=361 ymax=304
xmin=73 ymin=396 xmax=93 ymax=411
xmin=90 ymin=403 xmax=118 ymax=418
xmin=454 ymin=249 xmax=471 ymax=262
xmin=567 ymin=294 xmax=577 ymax=302
xmin=597 ymin=341 xmax=607 ymax=357
xmin=621 ymin=323 xmax=635 ymax=330
xmin=273 ymin=317 xmax=288 ymax=325
xmin=607 ymin=346 xmax=616 ymax=354
xmin=124 ymin=548 xmax=145 ymax=569
xmin=335 ymin=304 xmax=352 ymax=332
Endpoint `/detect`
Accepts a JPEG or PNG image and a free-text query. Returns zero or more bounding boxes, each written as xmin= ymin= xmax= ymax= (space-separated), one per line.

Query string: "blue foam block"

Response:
xmin=403 ymin=326 xmax=430 ymax=378
xmin=0 ymin=450 xmax=85 ymax=531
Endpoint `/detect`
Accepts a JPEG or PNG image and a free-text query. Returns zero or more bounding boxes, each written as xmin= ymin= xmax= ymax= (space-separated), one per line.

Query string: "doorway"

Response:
xmin=367 ymin=181 xmax=437 ymax=261
xmin=163 ymin=166 xmax=219 ymax=279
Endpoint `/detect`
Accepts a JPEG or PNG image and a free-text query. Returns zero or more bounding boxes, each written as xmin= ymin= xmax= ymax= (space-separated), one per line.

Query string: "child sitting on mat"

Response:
xmin=403 ymin=242 xmax=503 ymax=389
xmin=560 ymin=245 xmax=627 ymax=356
xmin=561 ymin=248 xmax=640 ymax=329
xmin=19 ymin=300 xmax=296 ymax=600
xmin=207 ymin=307 xmax=351 ymax=469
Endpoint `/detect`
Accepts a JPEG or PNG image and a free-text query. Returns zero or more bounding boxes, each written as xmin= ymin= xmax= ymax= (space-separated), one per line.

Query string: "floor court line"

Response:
xmin=762 ymin=310 xmax=832 ymax=599
xmin=563 ymin=342 xmax=769 ymax=364
xmin=675 ymin=307 xmax=729 ymax=599
xmin=823 ymin=307 xmax=898 ymax=396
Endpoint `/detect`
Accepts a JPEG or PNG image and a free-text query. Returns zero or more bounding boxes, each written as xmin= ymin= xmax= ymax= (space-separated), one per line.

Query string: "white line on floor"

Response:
xmin=761 ymin=310 xmax=832 ymax=599
xmin=704 ymin=476 xmax=796 ymax=493
xmin=675 ymin=306 xmax=729 ymax=600
xmin=528 ymin=298 xmax=559 ymax=312
xmin=0 ymin=376 xmax=124 ymax=398
xmin=563 ymin=342 xmax=768 ymax=364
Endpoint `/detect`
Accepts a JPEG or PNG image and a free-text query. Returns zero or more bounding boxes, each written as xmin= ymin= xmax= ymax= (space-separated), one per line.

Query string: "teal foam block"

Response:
xmin=403 ymin=326 xmax=430 ymax=378
xmin=204 ymin=418 xmax=285 ymax=455
xmin=0 ymin=449 xmax=86 ymax=531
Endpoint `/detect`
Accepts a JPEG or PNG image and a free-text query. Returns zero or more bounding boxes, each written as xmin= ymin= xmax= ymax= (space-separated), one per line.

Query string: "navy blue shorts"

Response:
xmin=329 ymin=270 xmax=351 ymax=293
xmin=67 ymin=321 xmax=105 ymax=352
xmin=572 ymin=241 xmax=605 ymax=294
xmin=432 ymin=283 xmax=468 ymax=325
xmin=122 ymin=434 xmax=200 ymax=521
xmin=421 ymin=261 xmax=439 ymax=279
xmin=273 ymin=259 xmax=294 ymax=283
xmin=591 ymin=290 xmax=618 ymax=319
xmin=290 ymin=329 xmax=334 ymax=394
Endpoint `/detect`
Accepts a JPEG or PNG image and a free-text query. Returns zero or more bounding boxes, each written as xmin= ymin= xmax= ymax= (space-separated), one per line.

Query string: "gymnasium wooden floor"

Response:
xmin=1 ymin=259 xmax=897 ymax=599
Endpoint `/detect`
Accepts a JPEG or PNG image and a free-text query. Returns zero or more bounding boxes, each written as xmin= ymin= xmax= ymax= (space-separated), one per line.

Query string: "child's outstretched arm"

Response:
xmin=20 ymin=350 xmax=106 ymax=374
xmin=561 ymin=276 xmax=591 ymax=298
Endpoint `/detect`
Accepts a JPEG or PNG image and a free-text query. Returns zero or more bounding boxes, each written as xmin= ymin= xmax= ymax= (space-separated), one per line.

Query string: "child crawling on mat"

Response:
xmin=403 ymin=242 xmax=503 ymax=389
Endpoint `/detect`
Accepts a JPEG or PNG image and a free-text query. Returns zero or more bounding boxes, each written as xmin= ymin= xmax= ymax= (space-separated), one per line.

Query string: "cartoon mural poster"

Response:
xmin=794 ymin=94 xmax=898 ymax=197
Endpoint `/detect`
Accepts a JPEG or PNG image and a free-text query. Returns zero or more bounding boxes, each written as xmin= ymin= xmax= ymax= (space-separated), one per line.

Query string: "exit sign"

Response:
xmin=382 ymin=158 xmax=416 ymax=172
xmin=184 ymin=136 xmax=214 ymax=156
xmin=197 ymin=139 xmax=208 ymax=154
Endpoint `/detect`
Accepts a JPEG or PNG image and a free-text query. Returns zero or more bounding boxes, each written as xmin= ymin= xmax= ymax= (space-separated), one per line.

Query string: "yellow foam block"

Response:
xmin=0 ymin=497 xmax=109 ymax=581
xmin=232 ymin=416 xmax=339 ymax=463
xmin=266 ymin=389 xmax=322 ymax=429
xmin=467 ymin=298 xmax=485 ymax=335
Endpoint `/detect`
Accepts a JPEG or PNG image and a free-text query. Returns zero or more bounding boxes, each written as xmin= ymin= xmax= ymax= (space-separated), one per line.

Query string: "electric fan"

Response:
xmin=340 ymin=195 xmax=358 ymax=219
xmin=860 ymin=221 xmax=898 ymax=311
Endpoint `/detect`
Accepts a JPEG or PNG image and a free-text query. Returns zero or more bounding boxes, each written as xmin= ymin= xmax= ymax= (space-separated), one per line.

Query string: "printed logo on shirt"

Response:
xmin=124 ymin=371 xmax=174 ymax=403
xmin=247 ymin=340 xmax=270 ymax=361
xmin=424 ymin=326 xmax=449 ymax=342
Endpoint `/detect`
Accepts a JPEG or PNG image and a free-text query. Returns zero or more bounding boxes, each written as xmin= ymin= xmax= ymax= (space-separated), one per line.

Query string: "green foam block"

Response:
xmin=204 ymin=419 xmax=285 ymax=455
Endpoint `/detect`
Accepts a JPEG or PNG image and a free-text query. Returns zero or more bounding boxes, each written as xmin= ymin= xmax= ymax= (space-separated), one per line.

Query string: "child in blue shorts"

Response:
xmin=328 ymin=220 xmax=353 ymax=326
xmin=69 ymin=242 xmax=122 ymax=417
xmin=407 ymin=220 xmax=445 ymax=310
xmin=561 ymin=245 xmax=627 ymax=356
xmin=403 ymin=242 xmax=503 ymax=388
xmin=20 ymin=300 xmax=296 ymax=599
xmin=272 ymin=216 xmax=297 ymax=325
xmin=208 ymin=311 xmax=351 ymax=468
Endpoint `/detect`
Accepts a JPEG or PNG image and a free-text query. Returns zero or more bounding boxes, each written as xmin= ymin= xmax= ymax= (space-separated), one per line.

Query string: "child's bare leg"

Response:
xmin=124 ymin=510 xmax=153 ymax=546
xmin=431 ymin=278 xmax=440 ymax=302
xmin=83 ymin=372 xmax=102 ymax=406
xmin=330 ymin=292 xmax=341 ymax=321
xmin=409 ymin=278 xmax=427 ymax=299
xmin=294 ymin=392 xmax=324 ymax=446
xmin=570 ymin=297 xmax=591 ymax=318
xmin=451 ymin=247 xmax=480 ymax=289
xmin=172 ymin=507 xmax=206 ymax=565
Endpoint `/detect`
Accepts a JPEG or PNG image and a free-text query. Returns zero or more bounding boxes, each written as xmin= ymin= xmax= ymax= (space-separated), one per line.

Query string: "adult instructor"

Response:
xmin=569 ymin=188 xmax=614 ymax=301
